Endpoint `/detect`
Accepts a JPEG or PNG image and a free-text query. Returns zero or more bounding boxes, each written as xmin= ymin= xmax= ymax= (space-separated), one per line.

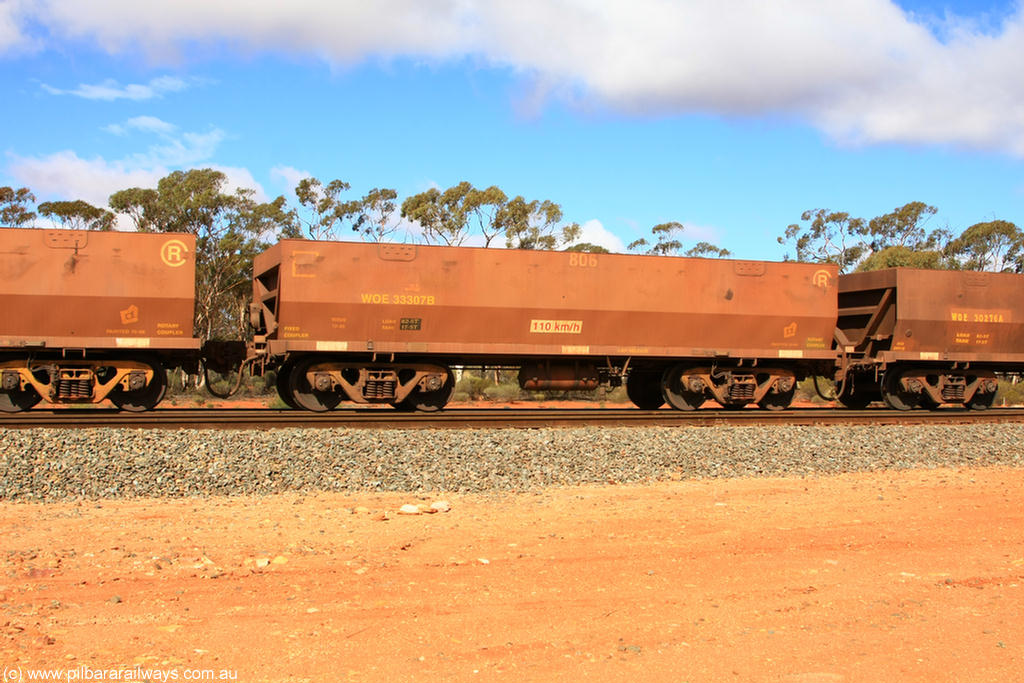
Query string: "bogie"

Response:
xmin=278 ymin=359 xmax=454 ymax=412
xmin=0 ymin=357 xmax=169 ymax=412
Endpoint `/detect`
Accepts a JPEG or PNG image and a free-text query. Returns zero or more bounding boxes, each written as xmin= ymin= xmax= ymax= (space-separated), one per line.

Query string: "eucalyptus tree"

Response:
xmin=778 ymin=209 xmax=868 ymax=273
xmin=867 ymin=201 xmax=938 ymax=251
xmin=294 ymin=178 xmax=361 ymax=240
xmin=628 ymin=222 xmax=730 ymax=258
xmin=0 ymin=186 xmax=36 ymax=227
xmin=38 ymin=200 xmax=116 ymax=231
xmin=353 ymin=187 xmax=400 ymax=242
xmin=401 ymin=181 xmax=508 ymax=247
xmin=497 ymin=196 xmax=579 ymax=250
xmin=110 ymin=168 xmax=297 ymax=340
xmin=946 ymin=220 xmax=1022 ymax=272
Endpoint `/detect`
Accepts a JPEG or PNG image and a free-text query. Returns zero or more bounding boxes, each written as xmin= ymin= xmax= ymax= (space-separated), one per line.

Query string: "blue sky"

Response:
xmin=1 ymin=0 xmax=1023 ymax=258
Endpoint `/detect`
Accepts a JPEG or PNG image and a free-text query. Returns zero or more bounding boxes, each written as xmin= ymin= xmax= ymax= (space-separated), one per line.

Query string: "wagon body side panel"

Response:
xmin=261 ymin=240 xmax=838 ymax=363
xmin=0 ymin=228 xmax=199 ymax=351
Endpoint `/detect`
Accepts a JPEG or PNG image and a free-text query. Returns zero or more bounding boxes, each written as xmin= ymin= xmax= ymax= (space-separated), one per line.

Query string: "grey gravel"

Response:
xmin=1 ymin=424 xmax=1023 ymax=501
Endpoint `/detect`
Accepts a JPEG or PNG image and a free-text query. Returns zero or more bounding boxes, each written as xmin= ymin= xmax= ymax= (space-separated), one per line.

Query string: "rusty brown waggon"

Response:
xmin=249 ymin=240 xmax=839 ymax=412
xmin=0 ymin=228 xmax=200 ymax=411
xmin=7 ymin=230 xmax=1024 ymax=415
xmin=836 ymin=268 xmax=1024 ymax=410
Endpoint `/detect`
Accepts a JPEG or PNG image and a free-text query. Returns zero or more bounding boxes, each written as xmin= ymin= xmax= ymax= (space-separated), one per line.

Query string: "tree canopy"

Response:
xmin=945 ymin=220 xmax=1022 ymax=272
xmin=1 ymin=186 xmax=36 ymax=227
xmin=38 ymin=199 xmax=116 ymax=231
xmin=629 ymin=221 xmax=732 ymax=258
xmin=110 ymin=169 xmax=298 ymax=340
xmin=401 ymin=182 xmax=509 ymax=247
xmin=778 ymin=201 xmax=1022 ymax=274
xmin=401 ymin=182 xmax=581 ymax=249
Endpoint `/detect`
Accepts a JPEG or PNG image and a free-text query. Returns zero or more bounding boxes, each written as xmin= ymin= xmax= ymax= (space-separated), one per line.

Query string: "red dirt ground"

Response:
xmin=2 ymin=466 xmax=1023 ymax=682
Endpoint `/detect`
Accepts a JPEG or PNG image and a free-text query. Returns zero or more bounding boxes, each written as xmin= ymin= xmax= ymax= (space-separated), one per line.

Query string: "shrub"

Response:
xmin=455 ymin=371 xmax=495 ymax=400
xmin=996 ymin=376 xmax=1024 ymax=406
xmin=483 ymin=382 xmax=523 ymax=402
xmin=797 ymin=377 xmax=834 ymax=404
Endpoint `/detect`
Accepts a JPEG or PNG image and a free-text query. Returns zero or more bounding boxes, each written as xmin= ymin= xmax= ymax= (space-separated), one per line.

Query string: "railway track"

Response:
xmin=2 ymin=407 xmax=1024 ymax=430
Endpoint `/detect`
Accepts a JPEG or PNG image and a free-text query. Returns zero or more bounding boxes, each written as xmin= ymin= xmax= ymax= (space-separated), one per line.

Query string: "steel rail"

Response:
xmin=2 ymin=407 xmax=1024 ymax=430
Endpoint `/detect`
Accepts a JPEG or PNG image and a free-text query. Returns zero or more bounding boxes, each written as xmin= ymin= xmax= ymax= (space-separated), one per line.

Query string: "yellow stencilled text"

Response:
xmin=361 ymin=293 xmax=436 ymax=305
xmin=950 ymin=309 xmax=1008 ymax=323
xmin=568 ymin=253 xmax=598 ymax=268
xmin=530 ymin=319 xmax=583 ymax=334
xmin=156 ymin=322 xmax=184 ymax=336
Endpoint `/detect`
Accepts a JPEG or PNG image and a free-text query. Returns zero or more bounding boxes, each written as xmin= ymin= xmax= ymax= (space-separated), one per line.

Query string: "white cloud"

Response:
xmin=99 ymin=114 xmax=227 ymax=167
xmin=7 ymin=2 xmax=1024 ymax=155
xmin=127 ymin=128 xmax=226 ymax=168
xmin=270 ymin=165 xmax=312 ymax=196
xmin=0 ymin=0 xmax=39 ymax=53
xmin=212 ymin=165 xmax=266 ymax=201
xmin=569 ymin=219 xmax=626 ymax=253
xmin=104 ymin=115 xmax=178 ymax=136
xmin=7 ymin=117 xmax=263 ymax=210
xmin=8 ymin=150 xmax=163 ymax=207
xmin=9 ymin=150 xmax=268 ymax=220
xmin=41 ymin=75 xmax=189 ymax=100
xmin=9 ymin=0 xmax=1024 ymax=157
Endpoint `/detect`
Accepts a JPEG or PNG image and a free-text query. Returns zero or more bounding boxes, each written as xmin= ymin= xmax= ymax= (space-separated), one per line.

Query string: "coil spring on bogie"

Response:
xmin=942 ymin=384 xmax=965 ymax=402
xmin=57 ymin=378 xmax=93 ymax=399
xmin=364 ymin=379 xmax=397 ymax=399
xmin=729 ymin=381 xmax=756 ymax=401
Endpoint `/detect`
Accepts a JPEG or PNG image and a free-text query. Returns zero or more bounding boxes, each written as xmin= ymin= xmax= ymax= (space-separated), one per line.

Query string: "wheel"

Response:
xmin=836 ymin=375 xmax=876 ymax=409
xmin=288 ymin=358 xmax=341 ymax=412
xmin=758 ymin=387 xmax=795 ymax=411
xmin=394 ymin=370 xmax=454 ymax=412
xmin=0 ymin=383 xmax=42 ymax=412
xmin=274 ymin=361 xmax=299 ymax=409
xmin=967 ymin=390 xmax=996 ymax=410
xmin=837 ymin=389 xmax=872 ymax=410
xmin=661 ymin=365 xmax=704 ymax=411
xmin=881 ymin=369 xmax=919 ymax=411
xmin=109 ymin=360 xmax=168 ymax=412
xmin=626 ymin=372 xmax=664 ymax=409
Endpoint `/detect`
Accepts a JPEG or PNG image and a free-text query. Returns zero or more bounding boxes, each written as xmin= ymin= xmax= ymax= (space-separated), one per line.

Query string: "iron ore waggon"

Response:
xmin=248 ymin=240 xmax=839 ymax=411
xmin=5 ymin=228 xmax=1023 ymax=414
xmin=0 ymin=228 xmax=200 ymax=411
xmin=835 ymin=268 xmax=1024 ymax=410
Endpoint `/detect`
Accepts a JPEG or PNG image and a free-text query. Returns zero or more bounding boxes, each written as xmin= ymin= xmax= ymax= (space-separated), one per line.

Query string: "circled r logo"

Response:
xmin=161 ymin=239 xmax=189 ymax=267
xmin=812 ymin=269 xmax=832 ymax=289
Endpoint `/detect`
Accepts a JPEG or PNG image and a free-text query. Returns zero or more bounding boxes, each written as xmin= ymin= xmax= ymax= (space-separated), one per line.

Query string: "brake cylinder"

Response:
xmin=518 ymin=363 xmax=599 ymax=391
